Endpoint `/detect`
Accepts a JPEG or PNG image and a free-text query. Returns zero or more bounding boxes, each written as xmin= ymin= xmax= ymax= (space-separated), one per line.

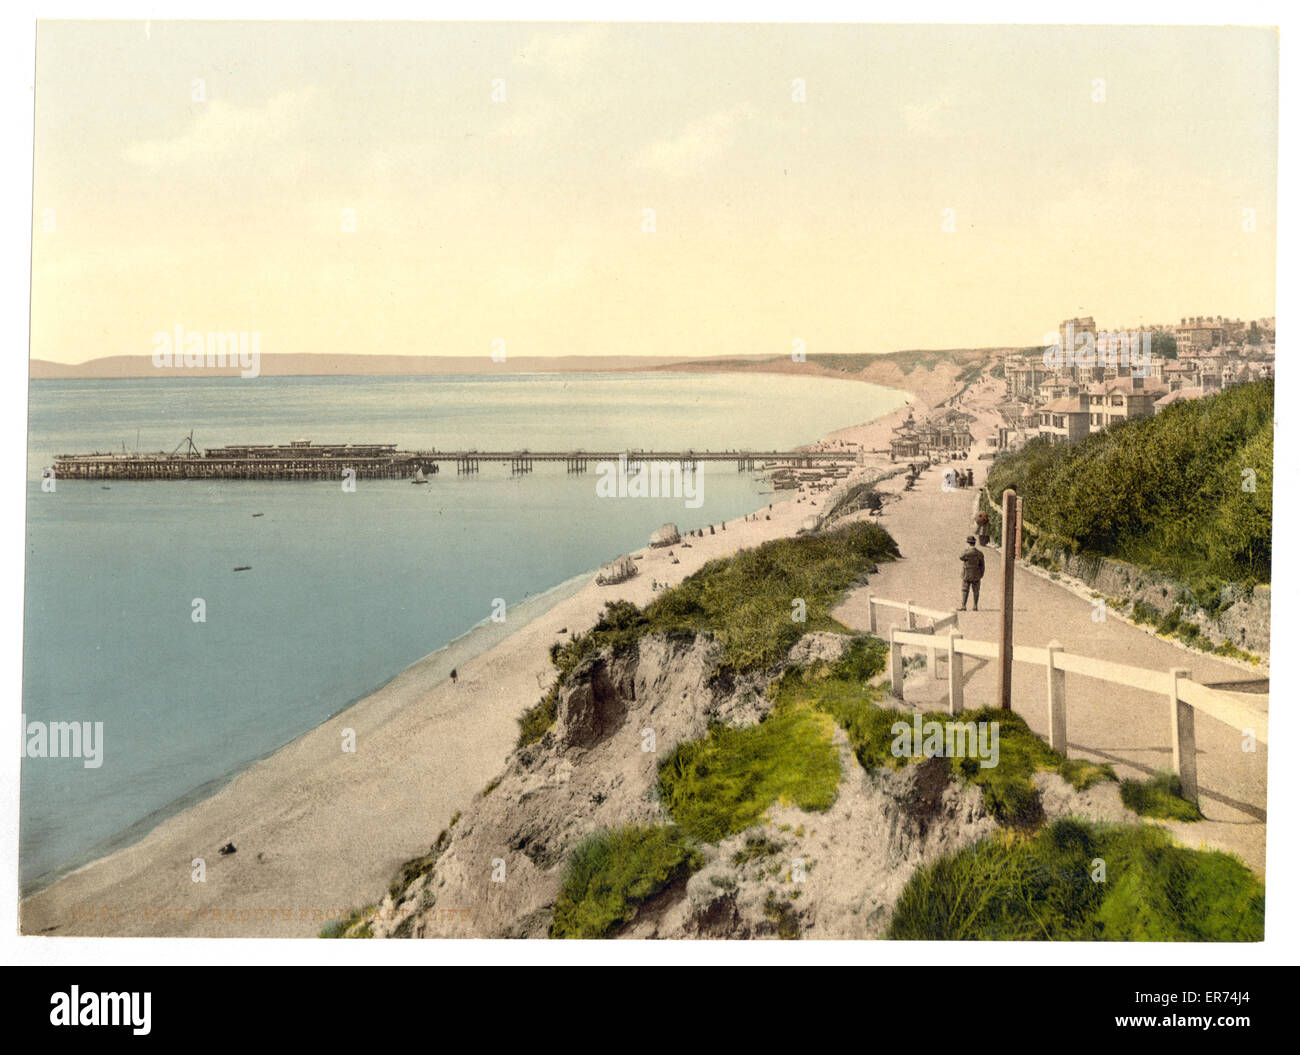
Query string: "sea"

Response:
xmin=21 ymin=370 xmax=907 ymax=890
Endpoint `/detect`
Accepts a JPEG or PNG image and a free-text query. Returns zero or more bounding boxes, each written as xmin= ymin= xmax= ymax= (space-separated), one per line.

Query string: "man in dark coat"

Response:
xmin=960 ymin=535 xmax=985 ymax=611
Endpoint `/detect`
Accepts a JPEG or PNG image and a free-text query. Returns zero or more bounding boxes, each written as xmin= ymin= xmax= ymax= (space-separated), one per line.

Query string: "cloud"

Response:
xmin=636 ymin=106 xmax=754 ymax=179
xmin=124 ymin=87 xmax=318 ymax=168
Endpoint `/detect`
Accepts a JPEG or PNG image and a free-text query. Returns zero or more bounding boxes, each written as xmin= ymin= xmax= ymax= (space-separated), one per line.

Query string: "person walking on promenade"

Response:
xmin=975 ymin=510 xmax=990 ymax=546
xmin=960 ymin=535 xmax=985 ymax=611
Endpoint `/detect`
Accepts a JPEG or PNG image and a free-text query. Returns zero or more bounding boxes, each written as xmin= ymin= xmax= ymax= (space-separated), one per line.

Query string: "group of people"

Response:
xmin=944 ymin=466 xmax=976 ymax=489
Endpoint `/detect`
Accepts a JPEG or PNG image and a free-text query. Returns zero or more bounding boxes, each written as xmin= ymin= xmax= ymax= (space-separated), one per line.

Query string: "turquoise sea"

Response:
xmin=21 ymin=371 xmax=907 ymax=889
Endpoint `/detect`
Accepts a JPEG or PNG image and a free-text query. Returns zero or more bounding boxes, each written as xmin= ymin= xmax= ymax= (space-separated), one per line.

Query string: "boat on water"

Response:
xmin=411 ymin=468 xmax=429 ymax=485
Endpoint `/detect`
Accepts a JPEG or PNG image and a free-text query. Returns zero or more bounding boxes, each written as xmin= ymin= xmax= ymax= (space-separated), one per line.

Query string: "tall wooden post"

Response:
xmin=1046 ymin=639 xmax=1066 ymax=753
xmin=947 ymin=630 xmax=964 ymax=715
xmin=998 ymin=489 xmax=1017 ymax=710
xmin=1169 ymin=668 xmax=1198 ymax=808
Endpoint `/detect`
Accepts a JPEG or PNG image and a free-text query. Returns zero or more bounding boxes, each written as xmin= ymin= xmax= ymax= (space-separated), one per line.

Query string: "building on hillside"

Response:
xmin=1155 ymin=387 xmax=1207 ymax=412
xmin=1086 ymin=377 xmax=1167 ymax=431
xmin=1039 ymin=375 xmax=1082 ymax=402
xmin=1005 ymin=354 xmax=1050 ymax=401
xmin=1154 ymin=360 xmax=1200 ymax=391
xmin=1037 ymin=395 xmax=1091 ymax=444
xmin=1175 ymin=317 xmax=1226 ymax=355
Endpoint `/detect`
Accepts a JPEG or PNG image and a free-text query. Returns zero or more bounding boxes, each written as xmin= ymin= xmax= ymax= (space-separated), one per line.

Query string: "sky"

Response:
xmin=30 ymin=21 xmax=1279 ymax=363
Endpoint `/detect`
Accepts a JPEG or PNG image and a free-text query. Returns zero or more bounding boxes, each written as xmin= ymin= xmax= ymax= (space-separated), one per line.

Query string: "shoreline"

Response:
xmin=22 ymin=374 xmax=936 ymax=937
xmin=19 ymin=567 xmax=597 ymax=899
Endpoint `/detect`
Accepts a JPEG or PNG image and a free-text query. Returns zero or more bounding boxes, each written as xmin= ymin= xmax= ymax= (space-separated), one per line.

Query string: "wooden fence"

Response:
xmin=871 ymin=597 xmax=1267 ymax=808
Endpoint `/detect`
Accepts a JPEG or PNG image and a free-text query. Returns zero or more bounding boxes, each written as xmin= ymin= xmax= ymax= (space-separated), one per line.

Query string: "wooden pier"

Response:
xmin=50 ymin=438 xmax=855 ymax=482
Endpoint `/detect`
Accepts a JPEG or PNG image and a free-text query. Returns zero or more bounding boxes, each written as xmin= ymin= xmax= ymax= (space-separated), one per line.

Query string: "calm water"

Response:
xmin=21 ymin=371 xmax=907 ymax=888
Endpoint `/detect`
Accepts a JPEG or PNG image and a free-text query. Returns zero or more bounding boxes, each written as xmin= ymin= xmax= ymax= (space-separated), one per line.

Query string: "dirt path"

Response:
xmin=832 ymin=408 xmax=1268 ymax=875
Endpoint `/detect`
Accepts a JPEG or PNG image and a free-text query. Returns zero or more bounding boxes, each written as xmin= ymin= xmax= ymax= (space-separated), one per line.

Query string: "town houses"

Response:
xmin=998 ymin=314 xmax=1275 ymax=449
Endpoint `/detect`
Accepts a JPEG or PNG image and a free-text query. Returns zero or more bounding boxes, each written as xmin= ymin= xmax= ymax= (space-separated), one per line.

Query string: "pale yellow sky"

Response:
xmin=31 ymin=21 xmax=1278 ymax=364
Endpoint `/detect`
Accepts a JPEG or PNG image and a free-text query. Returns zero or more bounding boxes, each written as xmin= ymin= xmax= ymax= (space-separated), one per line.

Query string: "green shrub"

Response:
xmin=520 ymin=522 xmax=900 ymax=745
xmin=985 ymin=381 xmax=1272 ymax=586
xmin=770 ymin=640 xmax=1114 ymax=826
xmin=888 ymin=819 xmax=1263 ymax=941
xmin=550 ymin=825 xmax=701 ymax=939
xmin=320 ymin=905 xmax=376 ymax=939
xmin=1120 ymin=771 xmax=1203 ymax=821
xmin=657 ymin=701 xmax=841 ymax=843
xmin=1131 ymin=600 xmax=1161 ymax=625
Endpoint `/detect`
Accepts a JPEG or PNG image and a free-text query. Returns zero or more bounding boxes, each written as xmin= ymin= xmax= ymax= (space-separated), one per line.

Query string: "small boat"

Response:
xmin=233 ymin=566 xmax=252 ymax=572
xmin=252 ymin=512 xmax=264 ymax=517
xmin=411 ymin=468 xmax=429 ymax=485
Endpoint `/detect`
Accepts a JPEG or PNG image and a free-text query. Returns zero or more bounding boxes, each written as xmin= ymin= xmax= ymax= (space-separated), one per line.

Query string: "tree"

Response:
xmin=1152 ymin=331 xmax=1178 ymax=358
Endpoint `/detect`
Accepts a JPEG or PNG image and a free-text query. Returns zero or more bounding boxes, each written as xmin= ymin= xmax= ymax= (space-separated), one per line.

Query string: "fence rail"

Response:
xmin=873 ymin=597 xmax=1267 ymax=808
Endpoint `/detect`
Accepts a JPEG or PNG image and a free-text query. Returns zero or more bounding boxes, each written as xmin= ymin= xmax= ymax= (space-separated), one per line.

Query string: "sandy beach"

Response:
xmin=22 ymin=373 xmax=940 ymax=938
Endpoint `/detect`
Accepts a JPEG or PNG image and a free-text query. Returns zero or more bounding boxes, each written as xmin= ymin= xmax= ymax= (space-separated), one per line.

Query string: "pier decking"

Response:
xmin=50 ymin=440 xmax=857 ymax=481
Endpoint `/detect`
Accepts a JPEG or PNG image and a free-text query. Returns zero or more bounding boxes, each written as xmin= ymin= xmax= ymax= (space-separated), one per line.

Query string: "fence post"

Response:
xmin=890 ymin=626 xmax=904 ymax=700
xmin=1046 ymin=640 xmax=1067 ymax=755
xmin=867 ymin=592 xmax=877 ymax=634
xmin=1169 ymin=668 xmax=1198 ymax=808
xmin=947 ymin=631 xmax=963 ymax=715
xmin=906 ymin=599 xmax=917 ymax=629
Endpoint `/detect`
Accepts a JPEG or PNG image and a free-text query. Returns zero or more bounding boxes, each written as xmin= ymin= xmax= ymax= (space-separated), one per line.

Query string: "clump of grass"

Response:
xmin=518 ymin=522 xmax=900 ymax=746
xmin=1211 ymin=639 xmax=1261 ymax=664
xmin=1059 ymin=757 xmax=1119 ymax=790
xmin=657 ymin=701 xmax=841 ymax=843
xmin=732 ymin=834 xmax=785 ymax=867
xmin=480 ymin=775 xmax=502 ymax=797
xmin=764 ymin=891 xmax=800 ymax=939
xmin=389 ymin=853 xmax=439 ymax=903
xmin=550 ymin=825 xmax=701 ymax=939
xmin=319 ymin=905 xmax=376 ymax=939
xmin=773 ymin=640 xmax=1118 ymax=826
xmin=888 ymin=819 xmax=1262 ymax=941
xmin=1120 ymin=771 xmax=1203 ymax=821
xmin=1157 ymin=605 xmax=1185 ymax=636
xmin=1131 ymin=600 xmax=1161 ymax=625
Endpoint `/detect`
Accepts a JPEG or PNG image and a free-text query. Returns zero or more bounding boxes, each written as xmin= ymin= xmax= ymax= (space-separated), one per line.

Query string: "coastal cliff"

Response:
xmin=333 ymin=520 xmax=1262 ymax=941
xmin=357 ymin=631 xmax=998 ymax=939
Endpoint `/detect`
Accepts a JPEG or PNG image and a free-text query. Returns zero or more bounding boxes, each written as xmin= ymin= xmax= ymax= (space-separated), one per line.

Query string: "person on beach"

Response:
xmin=960 ymin=536 xmax=985 ymax=611
xmin=450 ymin=668 xmax=457 ymax=685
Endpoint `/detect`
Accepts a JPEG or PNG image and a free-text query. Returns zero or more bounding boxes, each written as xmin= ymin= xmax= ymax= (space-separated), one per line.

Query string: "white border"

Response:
xmin=3 ymin=2 xmax=1294 ymax=968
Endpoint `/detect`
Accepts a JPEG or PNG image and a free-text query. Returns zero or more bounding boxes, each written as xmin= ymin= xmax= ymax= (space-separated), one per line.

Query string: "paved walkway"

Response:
xmin=833 ymin=441 xmax=1268 ymax=874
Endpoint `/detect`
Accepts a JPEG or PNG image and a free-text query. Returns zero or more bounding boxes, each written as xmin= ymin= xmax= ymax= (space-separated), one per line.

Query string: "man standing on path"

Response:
xmin=959 ymin=535 xmax=985 ymax=611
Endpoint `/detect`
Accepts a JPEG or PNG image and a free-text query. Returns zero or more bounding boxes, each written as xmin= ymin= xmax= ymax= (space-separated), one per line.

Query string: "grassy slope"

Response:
xmin=986 ymin=380 xmax=1272 ymax=591
xmin=889 ymin=819 xmax=1263 ymax=941
xmin=518 ymin=521 xmax=901 ymax=746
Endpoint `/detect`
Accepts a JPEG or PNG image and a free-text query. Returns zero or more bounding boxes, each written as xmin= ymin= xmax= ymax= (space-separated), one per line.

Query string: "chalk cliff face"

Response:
xmin=360 ymin=631 xmax=1009 ymax=940
xmin=357 ymin=621 xmax=1145 ymax=940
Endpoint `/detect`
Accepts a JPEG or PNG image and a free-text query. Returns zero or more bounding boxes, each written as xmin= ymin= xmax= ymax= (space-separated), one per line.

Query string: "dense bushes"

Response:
xmin=986 ymin=381 xmax=1272 ymax=588
xmin=889 ymin=819 xmax=1263 ymax=941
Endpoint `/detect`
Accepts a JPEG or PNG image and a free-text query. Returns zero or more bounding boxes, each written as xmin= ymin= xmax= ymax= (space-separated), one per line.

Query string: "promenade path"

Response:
xmin=832 ymin=427 xmax=1269 ymax=874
